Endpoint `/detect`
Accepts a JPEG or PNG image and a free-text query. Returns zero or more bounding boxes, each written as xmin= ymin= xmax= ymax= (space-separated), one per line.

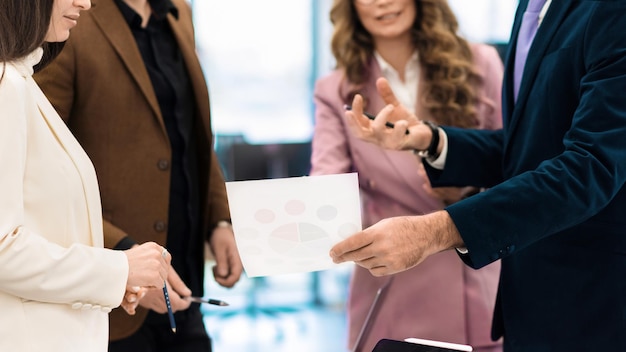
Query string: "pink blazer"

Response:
xmin=310 ymin=44 xmax=504 ymax=352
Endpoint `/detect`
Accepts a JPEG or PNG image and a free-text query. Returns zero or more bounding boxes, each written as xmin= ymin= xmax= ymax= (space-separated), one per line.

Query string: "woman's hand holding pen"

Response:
xmin=136 ymin=266 xmax=191 ymax=314
xmin=344 ymin=77 xmax=431 ymax=152
xmin=121 ymin=242 xmax=171 ymax=315
xmin=124 ymin=242 xmax=170 ymax=288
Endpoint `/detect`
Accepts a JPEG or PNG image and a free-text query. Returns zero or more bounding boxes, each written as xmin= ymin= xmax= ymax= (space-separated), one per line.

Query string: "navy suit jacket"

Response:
xmin=427 ymin=0 xmax=626 ymax=350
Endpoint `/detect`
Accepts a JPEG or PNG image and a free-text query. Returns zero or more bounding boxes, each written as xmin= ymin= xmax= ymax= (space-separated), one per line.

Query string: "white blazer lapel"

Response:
xmin=30 ymin=78 xmax=104 ymax=247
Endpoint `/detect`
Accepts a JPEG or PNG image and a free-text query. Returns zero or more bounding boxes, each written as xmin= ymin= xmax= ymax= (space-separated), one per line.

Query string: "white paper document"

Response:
xmin=225 ymin=173 xmax=361 ymax=277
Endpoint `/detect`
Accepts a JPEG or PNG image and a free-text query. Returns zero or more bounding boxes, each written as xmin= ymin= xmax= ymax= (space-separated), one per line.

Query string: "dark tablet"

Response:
xmin=372 ymin=338 xmax=472 ymax=352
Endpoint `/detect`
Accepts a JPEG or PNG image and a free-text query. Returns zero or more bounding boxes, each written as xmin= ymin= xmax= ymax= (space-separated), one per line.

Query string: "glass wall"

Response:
xmin=192 ymin=1 xmax=317 ymax=145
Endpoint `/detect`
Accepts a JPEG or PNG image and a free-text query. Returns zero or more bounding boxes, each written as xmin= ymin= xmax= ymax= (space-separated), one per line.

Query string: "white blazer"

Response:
xmin=0 ymin=49 xmax=129 ymax=352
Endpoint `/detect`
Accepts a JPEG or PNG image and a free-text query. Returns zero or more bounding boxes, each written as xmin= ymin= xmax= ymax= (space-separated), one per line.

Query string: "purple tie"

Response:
xmin=513 ymin=0 xmax=547 ymax=101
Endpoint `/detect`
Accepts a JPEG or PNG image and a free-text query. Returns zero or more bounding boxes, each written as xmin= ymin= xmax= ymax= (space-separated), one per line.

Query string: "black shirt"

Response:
xmin=114 ymin=0 xmax=202 ymax=315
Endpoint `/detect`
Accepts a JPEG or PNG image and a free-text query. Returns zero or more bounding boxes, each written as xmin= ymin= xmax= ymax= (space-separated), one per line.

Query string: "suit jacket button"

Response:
xmin=157 ymin=159 xmax=170 ymax=170
xmin=154 ymin=221 xmax=167 ymax=232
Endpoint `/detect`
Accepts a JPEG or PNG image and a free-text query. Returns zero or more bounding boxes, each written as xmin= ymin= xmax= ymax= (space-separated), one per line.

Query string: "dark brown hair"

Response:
xmin=329 ymin=0 xmax=482 ymax=128
xmin=0 ymin=0 xmax=65 ymax=81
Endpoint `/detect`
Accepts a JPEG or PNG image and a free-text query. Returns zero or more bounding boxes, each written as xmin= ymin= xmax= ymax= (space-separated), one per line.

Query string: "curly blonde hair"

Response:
xmin=329 ymin=0 xmax=482 ymax=128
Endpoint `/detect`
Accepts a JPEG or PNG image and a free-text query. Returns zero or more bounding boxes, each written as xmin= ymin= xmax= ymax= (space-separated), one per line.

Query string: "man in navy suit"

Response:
xmin=329 ymin=0 xmax=626 ymax=350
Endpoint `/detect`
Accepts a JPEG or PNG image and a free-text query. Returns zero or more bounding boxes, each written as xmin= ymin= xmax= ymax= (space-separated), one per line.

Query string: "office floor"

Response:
xmin=202 ymin=262 xmax=353 ymax=352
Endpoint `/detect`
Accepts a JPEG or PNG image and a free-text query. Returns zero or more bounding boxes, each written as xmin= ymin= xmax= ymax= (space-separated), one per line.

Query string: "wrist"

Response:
xmin=413 ymin=120 xmax=440 ymax=158
xmin=408 ymin=123 xmax=432 ymax=150
xmin=434 ymin=211 xmax=464 ymax=250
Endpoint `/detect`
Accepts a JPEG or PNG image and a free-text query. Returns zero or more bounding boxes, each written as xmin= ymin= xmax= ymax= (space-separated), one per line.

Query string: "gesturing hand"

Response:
xmin=344 ymin=77 xmax=422 ymax=151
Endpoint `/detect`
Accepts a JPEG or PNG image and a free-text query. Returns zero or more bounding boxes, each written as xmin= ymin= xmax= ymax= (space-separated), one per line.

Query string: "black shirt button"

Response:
xmin=154 ymin=221 xmax=167 ymax=232
xmin=157 ymin=159 xmax=170 ymax=170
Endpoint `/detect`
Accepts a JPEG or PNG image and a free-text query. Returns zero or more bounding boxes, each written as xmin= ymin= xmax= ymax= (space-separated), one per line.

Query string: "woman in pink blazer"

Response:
xmin=310 ymin=0 xmax=503 ymax=351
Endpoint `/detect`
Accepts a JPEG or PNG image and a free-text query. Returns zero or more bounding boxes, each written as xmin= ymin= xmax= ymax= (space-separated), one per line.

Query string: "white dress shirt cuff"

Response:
xmin=456 ymin=247 xmax=469 ymax=254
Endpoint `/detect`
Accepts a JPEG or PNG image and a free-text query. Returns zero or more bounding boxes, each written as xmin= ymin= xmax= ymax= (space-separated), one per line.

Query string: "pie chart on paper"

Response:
xmin=267 ymin=222 xmax=333 ymax=258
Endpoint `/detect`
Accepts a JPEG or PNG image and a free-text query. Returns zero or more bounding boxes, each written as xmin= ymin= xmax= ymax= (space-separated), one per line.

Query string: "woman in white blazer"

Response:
xmin=0 ymin=0 xmax=171 ymax=351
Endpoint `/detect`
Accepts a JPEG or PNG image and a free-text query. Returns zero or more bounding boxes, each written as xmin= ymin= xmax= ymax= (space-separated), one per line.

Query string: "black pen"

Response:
xmin=344 ymin=105 xmax=409 ymax=134
xmin=161 ymin=248 xmax=176 ymax=333
xmin=184 ymin=296 xmax=230 ymax=306
xmin=163 ymin=283 xmax=176 ymax=333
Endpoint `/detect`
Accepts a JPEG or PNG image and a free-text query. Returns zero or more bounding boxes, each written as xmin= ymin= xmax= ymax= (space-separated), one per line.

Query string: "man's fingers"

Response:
xmin=329 ymin=232 xmax=372 ymax=263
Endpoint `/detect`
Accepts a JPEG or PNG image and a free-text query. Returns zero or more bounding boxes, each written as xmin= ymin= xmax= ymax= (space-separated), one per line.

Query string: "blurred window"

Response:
xmin=191 ymin=0 xmax=517 ymax=144
xmin=191 ymin=0 xmax=317 ymax=145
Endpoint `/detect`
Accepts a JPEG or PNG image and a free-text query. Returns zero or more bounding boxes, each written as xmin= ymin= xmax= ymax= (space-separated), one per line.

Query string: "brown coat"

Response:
xmin=34 ymin=0 xmax=230 ymax=340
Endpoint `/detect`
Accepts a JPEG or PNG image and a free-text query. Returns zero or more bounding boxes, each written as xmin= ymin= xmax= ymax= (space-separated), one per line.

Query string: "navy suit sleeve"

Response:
xmin=425 ymin=127 xmax=505 ymax=188
xmin=435 ymin=2 xmax=626 ymax=269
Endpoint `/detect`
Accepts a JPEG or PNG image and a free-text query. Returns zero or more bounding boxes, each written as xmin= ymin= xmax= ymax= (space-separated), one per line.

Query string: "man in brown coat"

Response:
xmin=35 ymin=0 xmax=243 ymax=350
